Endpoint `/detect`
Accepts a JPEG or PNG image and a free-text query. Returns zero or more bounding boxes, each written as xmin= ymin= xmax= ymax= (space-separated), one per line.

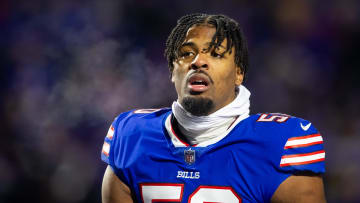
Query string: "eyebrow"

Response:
xmin=180 ymin=42 xmax=226 ymax=50
xmin=180 ymin=42 xmax=196 ymax=49
xmin=204 ymin=42 xmax=226 ymax=49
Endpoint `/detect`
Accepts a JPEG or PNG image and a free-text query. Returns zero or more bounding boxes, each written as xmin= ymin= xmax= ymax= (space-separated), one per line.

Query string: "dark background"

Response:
xmin=1 ymin=0 xmax=359 ymax=202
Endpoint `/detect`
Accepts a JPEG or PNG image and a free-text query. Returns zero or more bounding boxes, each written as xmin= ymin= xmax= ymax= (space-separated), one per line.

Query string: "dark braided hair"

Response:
xmin=165 ymin=13 xmax=249 ymax=79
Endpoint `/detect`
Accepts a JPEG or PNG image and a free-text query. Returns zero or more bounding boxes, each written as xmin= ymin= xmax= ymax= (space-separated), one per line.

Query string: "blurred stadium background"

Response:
xmin=1 ymin=0 xmax=359 ymax=202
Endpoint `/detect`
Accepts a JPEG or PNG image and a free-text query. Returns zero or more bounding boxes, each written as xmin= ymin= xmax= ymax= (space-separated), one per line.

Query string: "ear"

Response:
xmin=235 ymin=66 xmax=244 ymax=86
xmin=171 ymin=63 xmax=179 ymax=83
xmin=170 ymin=71 xmax=175 ymax=83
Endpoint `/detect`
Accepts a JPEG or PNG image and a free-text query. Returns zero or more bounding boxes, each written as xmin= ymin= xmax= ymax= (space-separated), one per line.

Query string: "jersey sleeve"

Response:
xmin=101 ymin=118 xmax=117 ymax=165
xmin=100 ymin=112 xmax=131 ymax=184
xmin=279 ymin=118 xmax=325 ymax=174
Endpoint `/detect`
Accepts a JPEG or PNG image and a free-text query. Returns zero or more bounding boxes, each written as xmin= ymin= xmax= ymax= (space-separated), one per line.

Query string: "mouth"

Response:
xmin=187 ymin=73 xmax=211 ymax=93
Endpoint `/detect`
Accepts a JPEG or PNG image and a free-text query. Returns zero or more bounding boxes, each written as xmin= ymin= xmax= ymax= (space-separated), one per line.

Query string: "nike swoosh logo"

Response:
xmin=300 ymin=122 xmax=311 ymax=131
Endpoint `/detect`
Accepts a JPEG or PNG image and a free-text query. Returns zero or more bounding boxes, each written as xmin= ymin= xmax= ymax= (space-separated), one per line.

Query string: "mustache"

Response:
xmin=188 ymin=70 xmax=214 ymax=84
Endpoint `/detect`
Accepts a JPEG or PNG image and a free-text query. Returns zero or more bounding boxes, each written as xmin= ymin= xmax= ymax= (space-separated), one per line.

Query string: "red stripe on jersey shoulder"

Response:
xmin=281 ymin=150 xmax=325 ymax=159
xmin=280 ymin=158 xmax=325 ymax=167
xmin=102 ymin=142 xmax=110 ymax=156
xmin=284 ymin=141 xmax=323 ymax=149
xmin=106 ymin=125 xmax=114 ymax=140
xmin=287 ymin=133 xmax=321 ymax=141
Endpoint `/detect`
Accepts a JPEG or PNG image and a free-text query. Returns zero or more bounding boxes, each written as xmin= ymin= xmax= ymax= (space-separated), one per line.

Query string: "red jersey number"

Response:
xmin=140 ymin=183 xmax=241 ymax=203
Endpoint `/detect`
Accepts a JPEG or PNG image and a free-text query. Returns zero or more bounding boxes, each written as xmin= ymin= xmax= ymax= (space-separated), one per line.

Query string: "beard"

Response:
xmin=181 ymin=96 xmax=214 ymax=116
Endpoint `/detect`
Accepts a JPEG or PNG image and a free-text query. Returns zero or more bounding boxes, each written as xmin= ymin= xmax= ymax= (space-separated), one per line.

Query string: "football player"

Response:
xmin=101 ymin=13 xmax=326 ymax=203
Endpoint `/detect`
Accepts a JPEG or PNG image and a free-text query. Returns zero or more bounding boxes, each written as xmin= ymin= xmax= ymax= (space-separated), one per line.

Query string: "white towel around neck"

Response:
xmin=172 ymin=85 xmax=251 ymax=145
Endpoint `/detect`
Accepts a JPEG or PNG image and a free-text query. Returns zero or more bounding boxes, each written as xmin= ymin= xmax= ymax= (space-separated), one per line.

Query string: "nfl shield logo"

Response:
xmin=184 ymin=148 xmax=195 ymax=164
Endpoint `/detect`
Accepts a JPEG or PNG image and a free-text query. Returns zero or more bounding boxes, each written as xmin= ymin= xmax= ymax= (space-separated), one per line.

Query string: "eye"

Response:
xmin=179 ymin=51 xmax=195 ymax=59
xmin=211 ymin=51 xmax=223 ymax=58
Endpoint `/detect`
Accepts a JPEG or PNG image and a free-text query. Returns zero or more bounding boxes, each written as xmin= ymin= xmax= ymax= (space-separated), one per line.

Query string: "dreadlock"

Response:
xmin=165 ymin=13 xmax=249 ymax=80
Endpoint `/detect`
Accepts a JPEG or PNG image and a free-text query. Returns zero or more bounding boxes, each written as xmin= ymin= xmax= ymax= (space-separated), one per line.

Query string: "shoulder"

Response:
xmin=101 ymin=107 xmax=171 ymax=173
xmin=109 ymin=107 xmax=172 ymax=148
xmin=113 ymin=108 xmax=172 ymax=131
xmin=248 ymin=113 xmax=325 ymax=173
xmin=115 ymin=108 xmax=172 ymax=120
xmin=248 ymin=113 xmax=319 ymax=137
xmin=102 ymin=107 xmax=171 ymax=152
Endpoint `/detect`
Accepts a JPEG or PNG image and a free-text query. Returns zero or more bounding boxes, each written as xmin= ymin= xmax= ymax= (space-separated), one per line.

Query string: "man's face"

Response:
xmin=171 ymin=25 xmax=243 ymax=116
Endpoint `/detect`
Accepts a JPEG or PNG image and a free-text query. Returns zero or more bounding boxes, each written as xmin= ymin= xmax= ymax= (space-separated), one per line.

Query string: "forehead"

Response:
xmin=183 ymin=25 xmax=217 ymax=43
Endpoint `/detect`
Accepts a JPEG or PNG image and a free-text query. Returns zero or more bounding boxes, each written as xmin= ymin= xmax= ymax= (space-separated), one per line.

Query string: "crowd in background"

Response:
xmin=1 ymin=0 xmax=359 ymax=202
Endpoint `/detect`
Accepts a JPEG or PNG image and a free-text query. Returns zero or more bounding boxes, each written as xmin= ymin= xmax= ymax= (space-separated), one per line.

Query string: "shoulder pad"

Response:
xmin=253 ymin=113 xmax=325 ymax=173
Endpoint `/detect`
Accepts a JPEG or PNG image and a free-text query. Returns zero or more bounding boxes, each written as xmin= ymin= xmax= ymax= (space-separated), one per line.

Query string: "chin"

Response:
xmin=181 ymin=96 xmax=214 ymax=116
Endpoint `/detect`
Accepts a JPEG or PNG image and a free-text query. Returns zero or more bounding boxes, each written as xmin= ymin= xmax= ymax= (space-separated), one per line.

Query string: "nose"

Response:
xmin=190 ymin=52 xmax=208 ymax=70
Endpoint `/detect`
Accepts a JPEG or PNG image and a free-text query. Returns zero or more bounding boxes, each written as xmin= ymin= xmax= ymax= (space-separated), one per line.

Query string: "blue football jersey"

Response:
xmin=101 ymin=108 xmax=325 ymax=203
